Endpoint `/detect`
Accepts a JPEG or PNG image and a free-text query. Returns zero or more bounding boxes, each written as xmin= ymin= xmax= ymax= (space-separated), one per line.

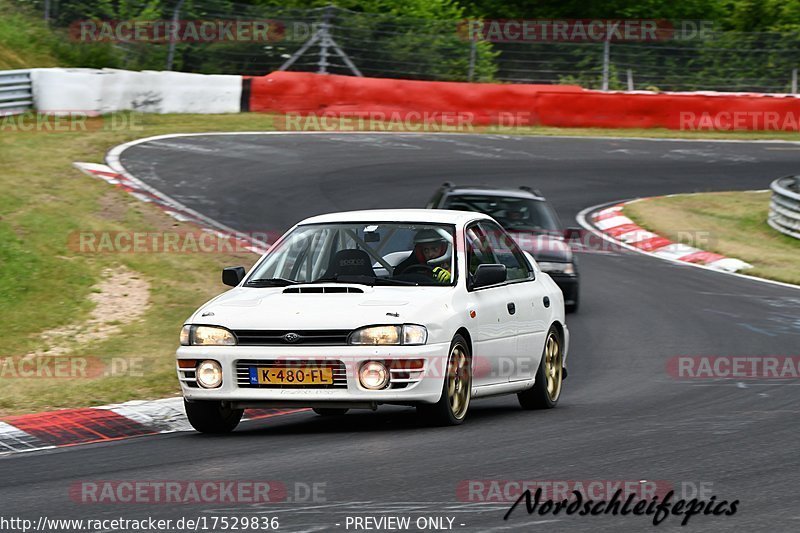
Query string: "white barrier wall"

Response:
xmin=31 ymin=68 xmax=242 ymax=114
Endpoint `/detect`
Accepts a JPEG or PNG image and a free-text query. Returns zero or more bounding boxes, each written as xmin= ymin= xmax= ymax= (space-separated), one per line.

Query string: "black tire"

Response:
xmin=184 ymin=399 xmax=243 ymax=433
xmin=518 ymin=326 xmax=564 ymax=410
xmin=417 ymin=334 xmax=472 ymax=426
xmin=312 ymin=408 xmax=349 ymax=416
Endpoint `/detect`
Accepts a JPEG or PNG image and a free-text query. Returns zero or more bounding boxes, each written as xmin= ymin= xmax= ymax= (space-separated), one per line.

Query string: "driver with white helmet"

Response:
xmin=394 ymin=228 xmax=452 ymax=283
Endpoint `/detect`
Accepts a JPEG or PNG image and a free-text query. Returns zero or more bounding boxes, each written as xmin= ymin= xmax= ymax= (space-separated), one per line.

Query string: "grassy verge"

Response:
xmin=3 ymin=113 xmax=800 ymax=416
xmin=0 ymin=114 xmax=284 ymax=416
xmin=625 ymin=191 xmax=800 ymax=285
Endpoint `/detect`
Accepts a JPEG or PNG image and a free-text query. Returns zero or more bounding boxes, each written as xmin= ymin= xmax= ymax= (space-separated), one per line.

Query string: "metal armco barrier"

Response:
xmin=768 ymin=176 xmax=800 ymax=240
xmin=0 ymin=69 xmax=33 ymax=115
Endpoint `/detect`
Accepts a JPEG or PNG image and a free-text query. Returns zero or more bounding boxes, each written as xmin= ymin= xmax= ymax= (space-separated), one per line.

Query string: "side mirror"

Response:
xmin=222 ymin=266 xmax=246 ymax=287
xmin=471 ymin=264 xmax=507 ymax=289
xmin=565 ymin=227 xmax=583 ymax=240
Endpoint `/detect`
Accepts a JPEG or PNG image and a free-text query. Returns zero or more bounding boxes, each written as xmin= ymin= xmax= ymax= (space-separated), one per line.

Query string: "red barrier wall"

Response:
xmin=248 ymin=72 xmax=800 ymax=131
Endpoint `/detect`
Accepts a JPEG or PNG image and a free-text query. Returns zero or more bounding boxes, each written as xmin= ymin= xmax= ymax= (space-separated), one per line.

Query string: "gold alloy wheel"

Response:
xmin=544 ymin=331 xmax=563 ymax=402
xmin=447 ymin=344 xmax=471 ymax=419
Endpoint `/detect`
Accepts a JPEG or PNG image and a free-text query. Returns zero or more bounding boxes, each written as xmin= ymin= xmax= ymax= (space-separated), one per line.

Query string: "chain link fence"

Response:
xmin=19 ymin=0 xmax=800 ymax=93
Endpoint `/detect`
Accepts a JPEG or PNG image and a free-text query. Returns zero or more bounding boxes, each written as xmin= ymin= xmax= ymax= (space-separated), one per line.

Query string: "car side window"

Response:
xmin=465 ymin=224 xmax=497 ymax=277
xmin=478 ymin=221 xmax=533 ymax=281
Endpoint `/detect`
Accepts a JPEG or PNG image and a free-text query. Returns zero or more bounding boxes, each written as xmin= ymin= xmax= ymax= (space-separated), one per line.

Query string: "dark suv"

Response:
xmin=427 ymin=183 xmax=580 ymax=312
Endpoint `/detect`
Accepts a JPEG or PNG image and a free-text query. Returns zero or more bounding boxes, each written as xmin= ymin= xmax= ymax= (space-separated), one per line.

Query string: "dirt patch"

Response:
xmin=30 ymin=265 xmax=151 ymax=356
xmin=96 ymin=190 xmax=128 ymax=223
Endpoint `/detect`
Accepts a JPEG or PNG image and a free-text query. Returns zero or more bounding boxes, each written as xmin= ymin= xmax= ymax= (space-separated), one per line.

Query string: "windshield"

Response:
xmin=443 ymin=194 xmax=562 ymax=233
xmin=246 ymin=222 xmax=457 ymax=287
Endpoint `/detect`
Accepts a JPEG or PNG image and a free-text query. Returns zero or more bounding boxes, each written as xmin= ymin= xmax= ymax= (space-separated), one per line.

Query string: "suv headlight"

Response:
xmin=349 ymin=325 xmax=428 ymax=346
xmin=538 ymin=262 xmax=575 ymax=275
xmin=180 ymin=325 xmax=237 ymax=346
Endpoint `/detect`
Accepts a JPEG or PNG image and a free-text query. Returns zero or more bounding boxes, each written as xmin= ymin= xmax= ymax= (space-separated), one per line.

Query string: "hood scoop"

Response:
xmin=283 ymin=286 xmax=364 ymax=294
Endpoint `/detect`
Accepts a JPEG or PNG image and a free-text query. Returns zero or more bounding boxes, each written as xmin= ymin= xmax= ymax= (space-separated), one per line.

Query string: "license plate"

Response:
xmin=249 ymin=367 xmax=333 ymax=385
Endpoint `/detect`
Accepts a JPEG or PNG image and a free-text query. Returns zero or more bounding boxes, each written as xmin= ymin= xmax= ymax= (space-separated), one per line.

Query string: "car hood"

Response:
xmin=508 ymin=232 xmax=572 ymax=262
xmin=189 ymin=285 xmax=452 ymax=330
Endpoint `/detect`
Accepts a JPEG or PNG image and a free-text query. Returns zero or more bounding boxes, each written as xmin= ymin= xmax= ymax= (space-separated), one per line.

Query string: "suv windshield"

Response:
xmin=443 ymin=194 xmax=561 ymax=233
xmin=246 ymin=222 xmax=457 ymax=287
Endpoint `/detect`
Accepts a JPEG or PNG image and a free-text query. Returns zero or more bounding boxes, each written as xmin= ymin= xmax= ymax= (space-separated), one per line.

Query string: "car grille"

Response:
xmin=177 ymin=365 xmax=199 ymax=388
xmin=236 ymin=359 xmax=348 ymax=389
xmin=233 ymin=329 xmax=351 ymax=346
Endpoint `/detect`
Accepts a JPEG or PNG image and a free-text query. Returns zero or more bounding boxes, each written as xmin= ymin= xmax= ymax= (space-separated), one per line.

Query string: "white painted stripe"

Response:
xmin=706 ymin=257 xmax=753 ymax=272
xmin=0 ymin=422 xmax=51 ymax=455
xmin=73 ymin=162 xmax=115 ymax=173
xmin=101 ymin=397 xmax=193 ymax=433
xmin=595 ymin=206 xmax=623 ymax=217
xmin=652 ymin=243 xmax=701 ymax=260
xmin=103 ymin=397 xmax=306 ymax=435
xmin=617 ymin=229 xmax=658 ymax=244
xmin=595 ymin=215 xmax=634 ymax=230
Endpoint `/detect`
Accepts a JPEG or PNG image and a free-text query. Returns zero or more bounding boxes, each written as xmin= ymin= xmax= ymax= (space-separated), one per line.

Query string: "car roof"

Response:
xmin=299 ymin=209 xmax=493 ymax=226
xmin=443 ymin=186 xmax=545 ymax=201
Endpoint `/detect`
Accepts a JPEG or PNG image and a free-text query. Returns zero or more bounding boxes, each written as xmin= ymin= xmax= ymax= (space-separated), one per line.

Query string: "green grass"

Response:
xmin=0 ymin=113 xmax=280 ymax=415
xmin=0 ymin=0 xmax=123 ymax=70
xmin=625 ymin=191 xmax=800 ymax=285
xmin=0 ymin=0 xmax=60 ymax=69
xmin=3 ymin=112 xmax=800 ymax=416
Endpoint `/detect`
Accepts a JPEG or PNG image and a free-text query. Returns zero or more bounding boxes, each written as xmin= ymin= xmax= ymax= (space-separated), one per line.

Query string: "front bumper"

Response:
xmin=549 ymin=273 xmax=579 ymax=307
xmin=177 ymin=343 xmax=451 ymax=406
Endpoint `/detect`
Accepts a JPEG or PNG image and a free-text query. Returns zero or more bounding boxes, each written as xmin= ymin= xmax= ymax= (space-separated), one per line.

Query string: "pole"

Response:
xmin=44 ymin=0 xmax=50 ymax=23
xmin=793 ymin=68 xmax=798 ymax=94
xmin=601 ymin=38 xmax=610 ymax=91
xmin=627 ymin=68 xmax=633 ymax=91
xmin=317 ymin=5 xmax=334 ymax=75
xmin=468 ymin=39 xmax=477 ymax=82
xmin=165 ymin=0 xmax=186 ymax=71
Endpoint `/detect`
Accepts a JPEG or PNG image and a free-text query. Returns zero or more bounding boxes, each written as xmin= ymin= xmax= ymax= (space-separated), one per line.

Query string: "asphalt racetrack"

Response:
xmin=4 ymin=134 xmax=800 ymax=532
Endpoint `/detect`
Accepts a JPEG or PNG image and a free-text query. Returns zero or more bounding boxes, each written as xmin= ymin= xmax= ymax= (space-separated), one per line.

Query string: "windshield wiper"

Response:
xmin=245 ymin=278 xmax=298 ymax=287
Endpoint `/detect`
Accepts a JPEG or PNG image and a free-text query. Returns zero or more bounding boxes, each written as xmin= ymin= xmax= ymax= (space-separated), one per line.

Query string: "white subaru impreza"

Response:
xmin=177 ymin=209 xmax=568 ymax=432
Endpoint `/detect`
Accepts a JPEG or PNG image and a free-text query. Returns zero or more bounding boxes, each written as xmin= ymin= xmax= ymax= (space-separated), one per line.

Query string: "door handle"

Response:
xmin=507 ymin=302 xmax=516 ymax=315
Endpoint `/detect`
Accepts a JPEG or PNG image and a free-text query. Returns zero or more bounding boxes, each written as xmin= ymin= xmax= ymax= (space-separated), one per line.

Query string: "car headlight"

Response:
xmin=180 ymin=325 xmax=237 ymax=346
xmin=538 ymin=262 xmax=576 ymax=275
xmin=349 ymin=324 xmax=428 ymax=345
xmin=196 ymin=360 xmax=223 ymax=388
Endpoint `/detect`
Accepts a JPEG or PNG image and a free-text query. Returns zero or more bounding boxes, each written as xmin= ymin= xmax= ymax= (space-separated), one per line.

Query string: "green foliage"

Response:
xmin=0 ymin=0 xmax=125 ymax=68
xmin=5 ymin=0 xmax=800 ymax=90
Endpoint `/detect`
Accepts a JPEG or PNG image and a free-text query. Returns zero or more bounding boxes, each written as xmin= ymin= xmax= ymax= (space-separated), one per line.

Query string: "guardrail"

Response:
xmin=0 ymin=69 xmax=33 ymax=115
xmin=768 ymin=176 xmax=800 ymax=240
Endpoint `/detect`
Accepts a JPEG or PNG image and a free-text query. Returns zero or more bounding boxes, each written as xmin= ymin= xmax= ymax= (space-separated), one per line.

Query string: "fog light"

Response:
xmin=197 ymin=360 xmax=223 ymax=389
xmin=359 ymin=361 xmax=389 ymax=390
